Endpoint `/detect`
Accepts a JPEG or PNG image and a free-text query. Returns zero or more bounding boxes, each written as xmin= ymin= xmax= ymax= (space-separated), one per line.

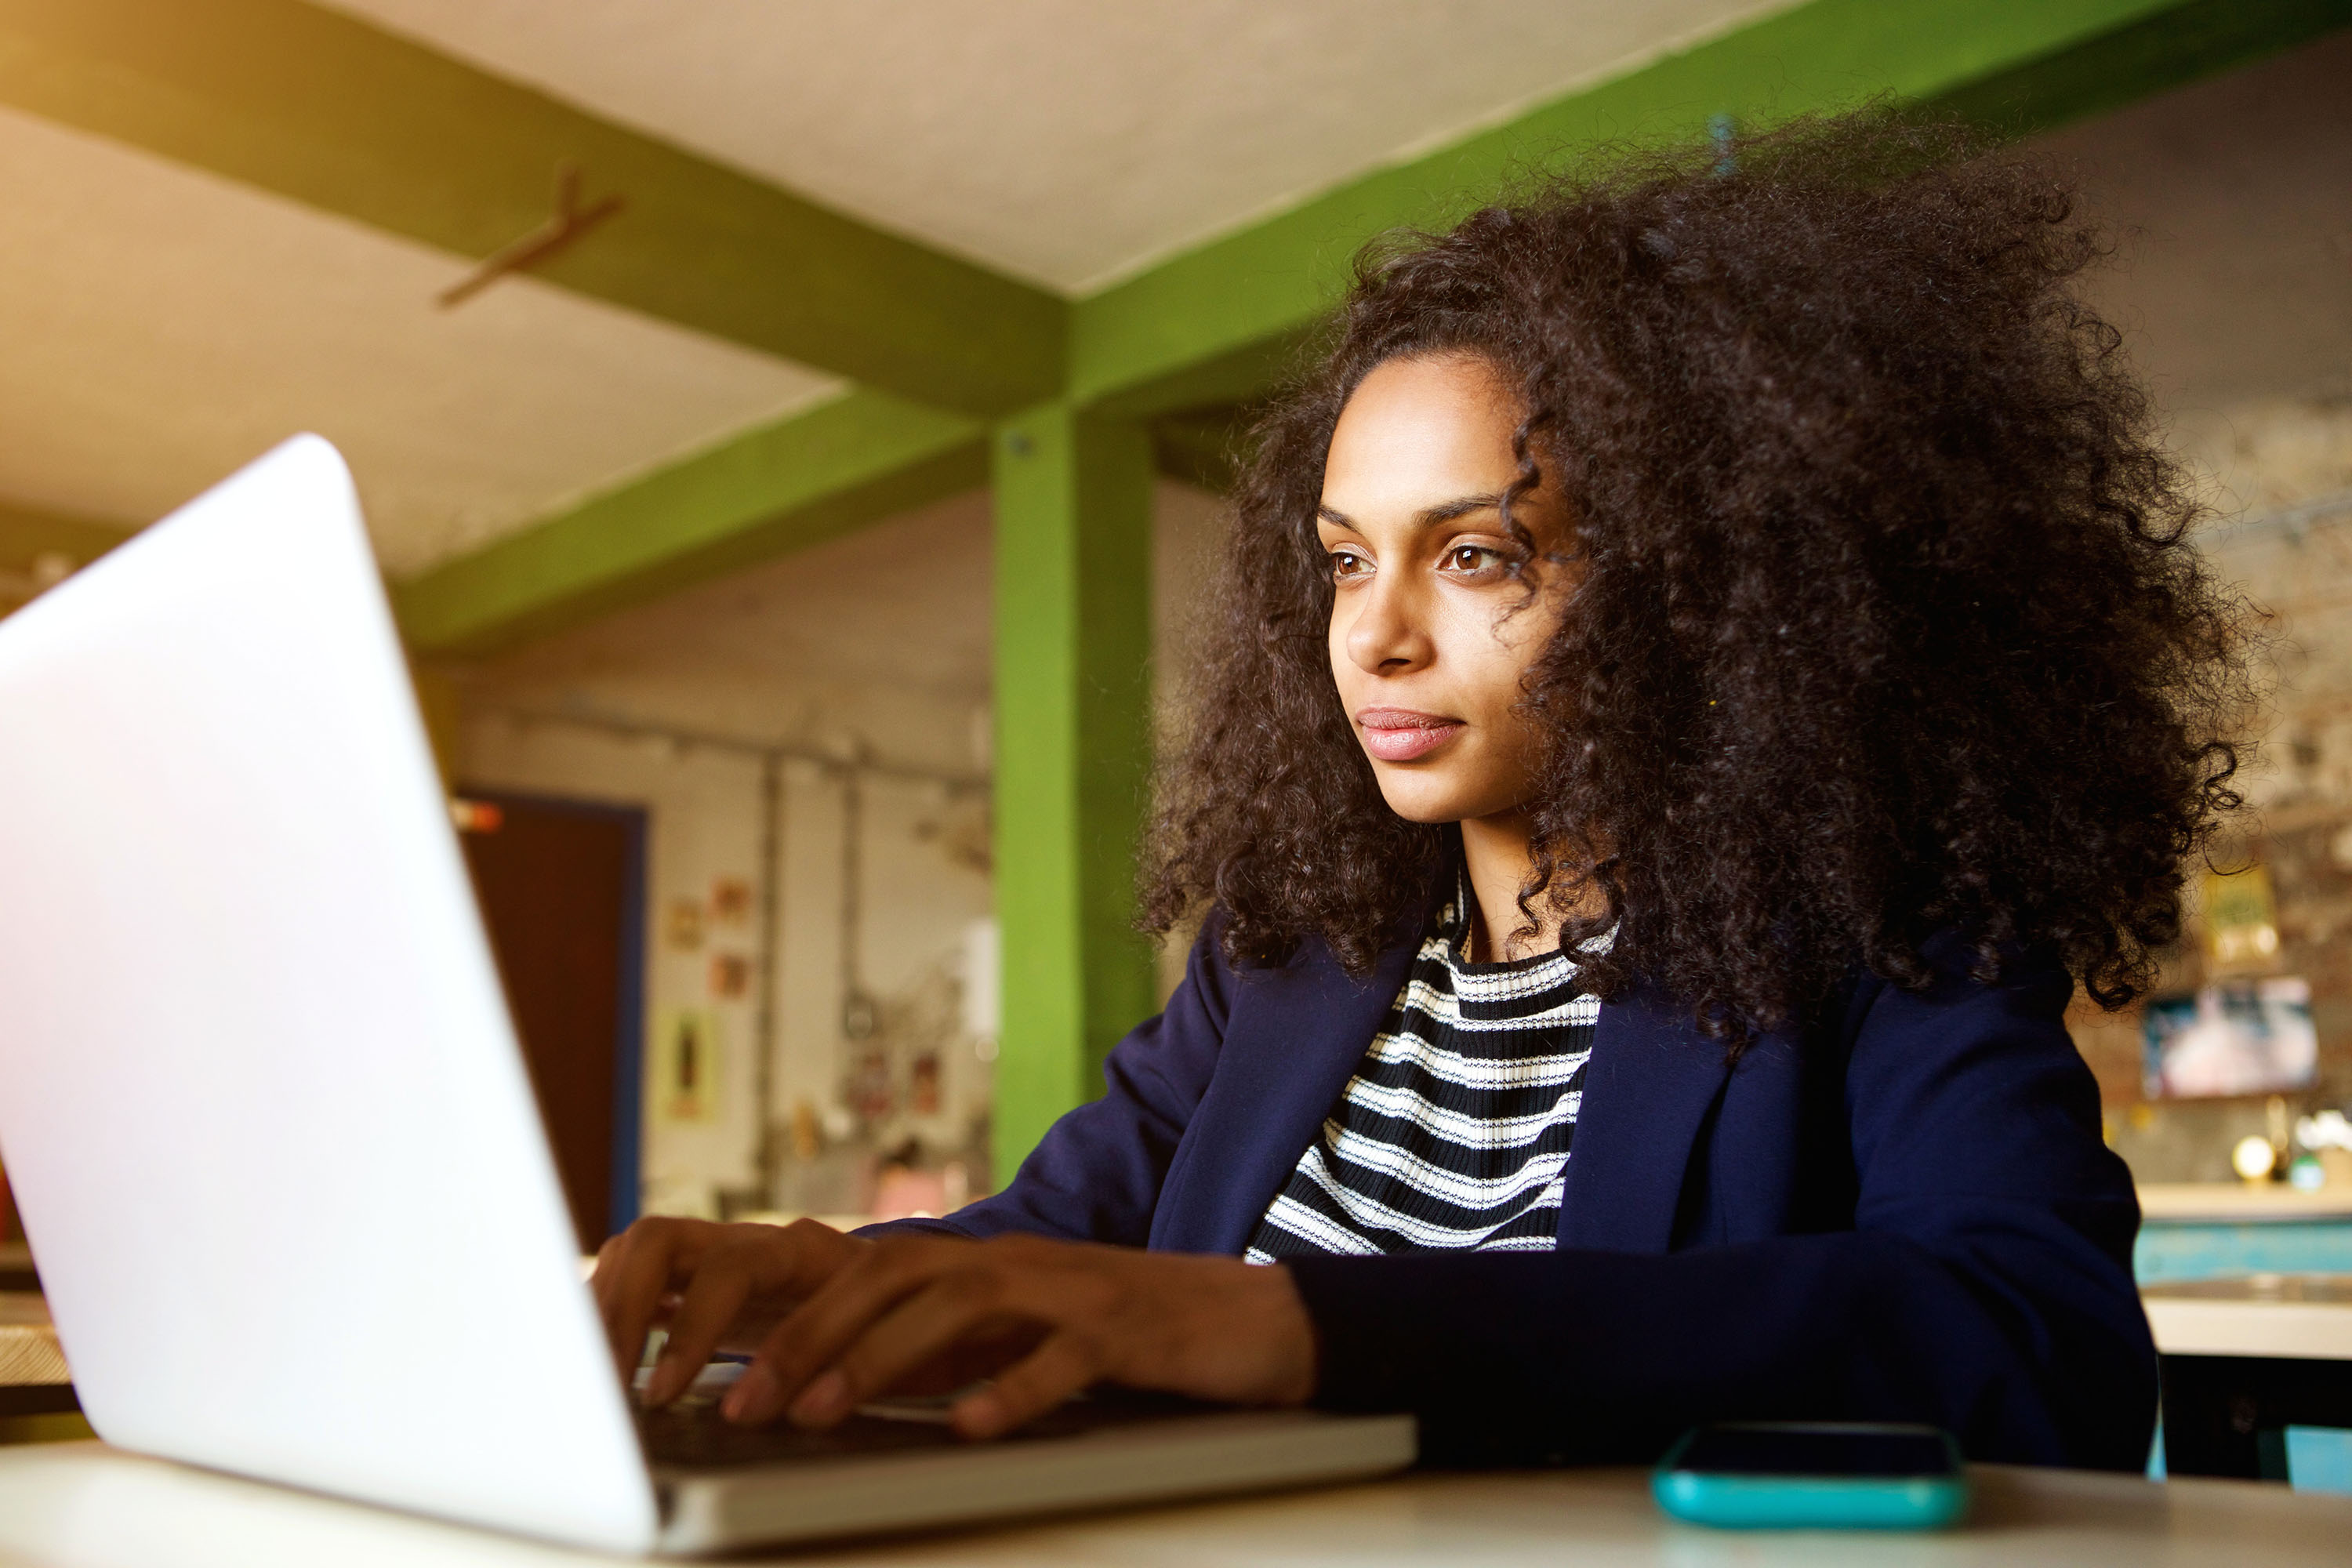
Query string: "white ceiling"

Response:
xmin=0 ymin=101 xmax=837 ymax=576
xmin=321 ymin=0 xmax=1795 ymax=292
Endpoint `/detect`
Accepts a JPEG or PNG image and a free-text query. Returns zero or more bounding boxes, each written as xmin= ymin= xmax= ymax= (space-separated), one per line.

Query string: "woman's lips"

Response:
xmin=1356 ymin=707 xmax=1465 ymax=762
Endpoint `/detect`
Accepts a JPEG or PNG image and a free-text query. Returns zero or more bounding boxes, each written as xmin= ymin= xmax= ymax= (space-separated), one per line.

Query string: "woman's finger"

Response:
xmin=642 ymin=1245 xmax=755 ymax=1406
xmin=888 ymin=1318 xmax=1052 ymax=1397
xmin=724 ymin=1238 xmax=966 ymax=1423
xmin=588 ymin=1225 xmax=652 ymax=1369
xmin=950 ymin=1330 xmax=1102 ymax=1440
xmin=771 ymin=1269 xmax=1027 ymax=1428
xmin=588 ymin=1233 xmax=625 ymax=1317
xmin=639 ymin=1222 xmax=845 ymax=1400
xmin=601 ymin=1218 xmax=712 ymax=1375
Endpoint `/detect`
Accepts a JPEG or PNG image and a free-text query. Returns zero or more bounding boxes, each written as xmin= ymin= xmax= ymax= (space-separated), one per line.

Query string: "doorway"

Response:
xmin=457 ymin=790 xmax=647 ymax=1252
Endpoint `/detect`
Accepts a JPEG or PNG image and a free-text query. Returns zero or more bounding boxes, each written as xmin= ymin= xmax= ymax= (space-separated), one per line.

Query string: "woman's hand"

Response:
xmin=717 ymin=1232 xmax=1319 ymax=1439
xmin=590 ymin=1215 xmax=869 ymax=1407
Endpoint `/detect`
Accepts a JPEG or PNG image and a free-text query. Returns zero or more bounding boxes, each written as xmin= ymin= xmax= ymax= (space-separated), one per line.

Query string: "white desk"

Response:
xmin=0 ymin=1443 xmax=2347 ymax=1566
xmin=2137 ymin=1185 xmax=2352 ymax=1223
xmin=2143 ymin=1272 xmax=2352 ymax=1360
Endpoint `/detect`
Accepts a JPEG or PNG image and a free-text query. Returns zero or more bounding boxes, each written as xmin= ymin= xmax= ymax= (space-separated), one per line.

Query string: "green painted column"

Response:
xmin=990 ymin=404 xmax=1160 ymax=1178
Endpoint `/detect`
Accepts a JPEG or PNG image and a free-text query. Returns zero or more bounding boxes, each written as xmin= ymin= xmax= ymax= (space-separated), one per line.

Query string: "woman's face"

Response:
xmin=1317 ymin=353 xmax=1570 ymax=826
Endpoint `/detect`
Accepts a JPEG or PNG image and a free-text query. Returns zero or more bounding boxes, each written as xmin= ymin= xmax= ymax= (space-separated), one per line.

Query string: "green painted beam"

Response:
xmin=989 ymin=405 xmax=1160 ymax=1174
xmin=394 ymin=390 xmax=984 ymax=655
xmin=0 ymin=0 xmax=1063 ymax=416
xmin=1149 ymin=406 xmax=1254 ymax=495
xmin=1069 ymin=0 xmax=2350 ymax=417
xmin=0 ymin=495 xmax=136 ymax=571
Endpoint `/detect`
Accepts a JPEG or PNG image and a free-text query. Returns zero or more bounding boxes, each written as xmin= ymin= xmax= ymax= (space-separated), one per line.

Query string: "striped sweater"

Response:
xmin=1243 ymin=880 xmax=1601 ymax=1261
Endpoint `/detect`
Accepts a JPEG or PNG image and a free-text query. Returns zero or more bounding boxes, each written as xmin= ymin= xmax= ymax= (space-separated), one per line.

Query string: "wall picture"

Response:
xmin=709 ymin=952 xmax=751 ymax=1000
xmin=656 ymin=1008 xmax=721 ymax=1123
xmin=2143 ymin=977 xmax=2318 ymax=1099
xmin=2199 ymin=864 xmax=2281 ymax=969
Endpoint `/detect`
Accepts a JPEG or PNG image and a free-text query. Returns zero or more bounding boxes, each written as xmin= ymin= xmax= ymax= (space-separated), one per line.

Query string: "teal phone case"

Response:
xmin=1652 ymin=1424 xmax=1970 ymax=1530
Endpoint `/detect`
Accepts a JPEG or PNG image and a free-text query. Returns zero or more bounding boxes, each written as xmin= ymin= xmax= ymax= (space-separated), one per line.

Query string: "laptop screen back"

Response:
xmin=0 ymin=437 xmax=656 ymax=1552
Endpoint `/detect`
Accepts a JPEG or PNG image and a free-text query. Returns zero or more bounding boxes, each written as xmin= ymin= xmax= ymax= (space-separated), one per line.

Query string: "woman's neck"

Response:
xmin=1458 ymin=811 xmax=1550 ymax=963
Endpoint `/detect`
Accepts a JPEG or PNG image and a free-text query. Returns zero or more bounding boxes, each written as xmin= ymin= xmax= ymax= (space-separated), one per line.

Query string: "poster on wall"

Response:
xmin=2143 ymin=977 xmax=2318 ymax=1099
xmin=708 ymin=953 xmax=751 ymax=1000
xmin=656 ymin=1008 xmax=721 ymax=1123
xmin=2200 ymin=863 xmax=2281 ymax=967
xmin=664 ymin=898 xmax=704 ymax=953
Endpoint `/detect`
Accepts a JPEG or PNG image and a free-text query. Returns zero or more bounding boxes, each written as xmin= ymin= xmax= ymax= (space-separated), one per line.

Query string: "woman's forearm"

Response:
xmin=1283 ymin=1215 xmax=2154 ymax=1470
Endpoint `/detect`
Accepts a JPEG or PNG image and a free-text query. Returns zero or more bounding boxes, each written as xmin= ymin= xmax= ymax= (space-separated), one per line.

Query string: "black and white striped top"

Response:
xmin=1243 ymin=878 xmax=1601 ymax=1262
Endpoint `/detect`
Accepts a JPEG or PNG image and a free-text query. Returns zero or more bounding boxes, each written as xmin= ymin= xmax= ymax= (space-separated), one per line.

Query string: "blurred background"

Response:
xmin=0 ymin=2 xmax=2348 ymax=1294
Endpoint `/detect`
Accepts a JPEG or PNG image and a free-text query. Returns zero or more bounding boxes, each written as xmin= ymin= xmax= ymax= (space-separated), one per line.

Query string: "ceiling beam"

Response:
xmin=1070 ymin=0 xmax=2350 ymax=419
xmin=394 ymin=390 xmax=984 ymax=657
xmin=391 ymin=393 xmax=1247 ymax=656
xmin=0 ymin=0 xmax=1064 ymax=416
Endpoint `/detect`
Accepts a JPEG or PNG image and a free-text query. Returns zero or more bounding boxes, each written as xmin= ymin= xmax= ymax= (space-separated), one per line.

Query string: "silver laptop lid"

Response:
xmin=0 ymin=437 xmax=657 ymax=1552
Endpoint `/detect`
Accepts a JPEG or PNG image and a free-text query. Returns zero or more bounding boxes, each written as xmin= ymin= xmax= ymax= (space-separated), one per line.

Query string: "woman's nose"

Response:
xmin=1346 ymin=578 xmax=1428 ymax=674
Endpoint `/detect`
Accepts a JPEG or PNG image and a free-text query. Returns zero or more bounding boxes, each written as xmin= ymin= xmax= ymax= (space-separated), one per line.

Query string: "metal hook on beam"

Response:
xmin=437 ymin=162 xmax=626 ymax=308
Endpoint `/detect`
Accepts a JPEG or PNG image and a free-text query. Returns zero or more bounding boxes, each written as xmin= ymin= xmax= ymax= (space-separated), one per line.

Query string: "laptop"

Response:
xmin=0 ymin=437 xmax=1415 ymax=1554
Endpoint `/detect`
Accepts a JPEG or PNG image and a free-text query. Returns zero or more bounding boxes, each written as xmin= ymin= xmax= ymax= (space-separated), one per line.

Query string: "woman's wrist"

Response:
xmin=1255 ymin=1261 xmax=1322 ymax=1405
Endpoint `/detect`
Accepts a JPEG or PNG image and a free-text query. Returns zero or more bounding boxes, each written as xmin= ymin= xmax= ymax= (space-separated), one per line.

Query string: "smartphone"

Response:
xmin=1652 ymin=1421 xmax=1969 ymax=1530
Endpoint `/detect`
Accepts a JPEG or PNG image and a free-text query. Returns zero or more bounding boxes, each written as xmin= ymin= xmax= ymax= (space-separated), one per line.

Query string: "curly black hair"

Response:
xmin=1142 ymin=110 xmax=2256 ymax=1043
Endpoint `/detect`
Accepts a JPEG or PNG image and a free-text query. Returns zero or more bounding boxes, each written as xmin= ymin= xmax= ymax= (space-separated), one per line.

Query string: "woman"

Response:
xmin=593 ymin=114 xmax=2251 ymax=1469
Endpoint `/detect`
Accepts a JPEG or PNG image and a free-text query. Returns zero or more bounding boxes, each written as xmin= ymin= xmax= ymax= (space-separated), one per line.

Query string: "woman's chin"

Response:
xmin=1374 ymin=779 xmax=1478 ymax=826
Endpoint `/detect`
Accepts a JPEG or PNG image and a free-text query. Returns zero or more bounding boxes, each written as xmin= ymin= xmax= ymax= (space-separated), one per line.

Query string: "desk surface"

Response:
xmin=2138 ymin=1184 xmax=2352 ymax=1223
xmin=2144 ymin=1272 xmax=2352 ymax=1359
xmin=1 ymin=1443 xmax=2347 ymax=1566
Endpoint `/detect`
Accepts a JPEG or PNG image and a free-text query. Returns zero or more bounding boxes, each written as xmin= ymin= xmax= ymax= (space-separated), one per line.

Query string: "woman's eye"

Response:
xmin=1443 ymin=544 xmax=1505 ymax=575
xmin=1329 ymin=550 xmax=1370 ymax=579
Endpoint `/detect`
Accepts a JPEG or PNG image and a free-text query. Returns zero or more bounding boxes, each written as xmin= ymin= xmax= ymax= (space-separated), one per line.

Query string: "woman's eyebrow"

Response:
xmin=1418 ymin=493 xmax=1506 ymax=525
xmin=1317 ymin=494 xmax=1506 ymax=531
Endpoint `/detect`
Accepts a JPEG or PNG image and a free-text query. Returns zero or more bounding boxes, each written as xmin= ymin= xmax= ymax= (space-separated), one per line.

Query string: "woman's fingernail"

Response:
xmin=648 ymin=1352 xmax=685 ymax=1405
xmin=953 ymin=1390 xmax=1004 ymax=1440
xmin=722 ymin=1363 xmax=774 ymax=1423
xmin=789 ymin=1370 xmax=849 ymax=1427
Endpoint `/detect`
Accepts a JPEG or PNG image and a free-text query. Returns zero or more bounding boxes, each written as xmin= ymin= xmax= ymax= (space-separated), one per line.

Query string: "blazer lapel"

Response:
xmin=1151 ymin=928 xmax=1421 ymax=1255
xmin=1559 ymin=985 xmax=1733 ymax=1254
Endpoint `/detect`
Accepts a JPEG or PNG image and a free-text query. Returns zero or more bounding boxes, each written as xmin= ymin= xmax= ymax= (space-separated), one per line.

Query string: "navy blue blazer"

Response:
xmin=882 ymin=911 xmax=2157 ymax=1469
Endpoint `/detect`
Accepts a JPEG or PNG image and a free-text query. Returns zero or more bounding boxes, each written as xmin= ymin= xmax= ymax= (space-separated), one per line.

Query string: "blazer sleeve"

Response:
xmin=858 ymin=917 xmax=1236 ymax=1247
xmin=1283 ymin=941 xmax=2159 ymax=1471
